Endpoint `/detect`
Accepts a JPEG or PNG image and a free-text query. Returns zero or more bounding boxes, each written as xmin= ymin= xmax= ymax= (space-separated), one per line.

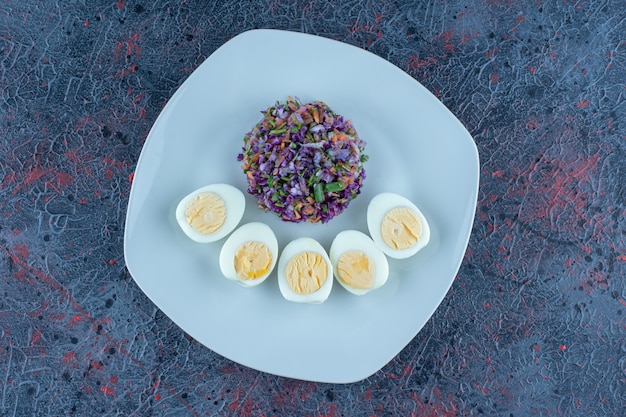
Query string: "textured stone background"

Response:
xmin=1 ymin=1 xmax=624 ymax=416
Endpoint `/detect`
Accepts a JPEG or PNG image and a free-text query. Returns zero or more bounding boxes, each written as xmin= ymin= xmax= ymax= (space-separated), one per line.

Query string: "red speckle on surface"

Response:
xmin=15 ymin=270 xmax=34 ymax=286
xmin=127 ymin=33 xmax=141 ymax=57
xmin=318 ymin=403 xmax=340 ymax=417
xmin=24 ymin=167 xmax=48 ymax=186
xmin=132 ymin=91 xmax=144 ymax=103
xmin=65 ymin=149 xmax=84 ymax=164
xmin=48 ymin=313 xmax=66 ymax=322
xmin=63 ymin=351 xmax=76 ymax=365
xmin=228 ymin=388 xmax=245 ymax=416
xmin=114 ymin=33 xmax=141 ymax=63
xmin=69 ymin=315 xmax=83 ymax=326
xmin=114 ymin=41 xmax=124 ymax=61
xmin=515 ymin=15 xmax=526 ymax=24
xmin=30 ymin=328 xmax=43 ymax=346
xmin=13 ymin=244 xmax=30 ymax=259
xmin=409 ymin=389 xmax=460 ymax=417
xmin=527 ymin=118 xmax=540 ymax=130
xmin=459 ymin=32 xmax=472 ymax=44
xmin=56 ymin=172 xmax=73 ymax=187
xmin=221 ymin=364 xmax=239 ymax=375
xmin=0 ymin=170 xmax=16 ymax=188
xmin=441 ymin=29 xmax=454 ymax=52
xmin=559 ymin=345 xmax=567 ymax=351
xmin=400 ymin=363 xmax=413 ymax=377
xmin=101 ymin=385 xmax=115 ymax=397
xmin=407 ymin=55 xmax=439 ymax=72
xmin=102 ymin=156 xmax=129 ymax=171
xmin=74 ymin=115 xmax=92 ymax=127
xmin=577 ymin=100 xmax=590 ymax=108
xmin=11 ymin=162 xmax=76 ymax=194
xmin=114 ymin=64 xmax=137 ymax=79
xmin=116 ymin=0 xmax=125 ymax=9
xmin=490 ymin=73 xmax=499 ymax=83
xmin=362 ymin=388 xmax=373 ymax=401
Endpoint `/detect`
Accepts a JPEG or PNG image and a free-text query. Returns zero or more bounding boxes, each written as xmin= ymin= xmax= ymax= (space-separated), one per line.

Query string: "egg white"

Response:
xmin=277 ymin=237 xmax=333 ymax=303
xmin=219 ymin=222 xmax=278 ymax=287
xmin=366 ymin=192 xmax=430 ymax=259
xmin=329 ymin=230 xmax=389 ymax=295
xmin=175 ymin=183 xmax=245 ymax=243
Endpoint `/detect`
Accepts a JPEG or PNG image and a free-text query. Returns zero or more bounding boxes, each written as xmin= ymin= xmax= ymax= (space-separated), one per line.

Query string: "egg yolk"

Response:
xmin=336 ymin=251 xmax=375 ymax=289
xmin=380 ymin=206 xmax=422 ymax=250
xmin=285 ymin=252 xmax=328 ymax=295
xmin=234 ymin=241 xmax=272 ymax=280
xmin=184 ymin=192 xmax=226 ymax=235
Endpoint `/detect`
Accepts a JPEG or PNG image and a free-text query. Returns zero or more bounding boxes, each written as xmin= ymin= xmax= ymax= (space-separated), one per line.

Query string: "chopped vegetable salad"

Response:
xmin=238 ymin=97 xmax=368 ymax=223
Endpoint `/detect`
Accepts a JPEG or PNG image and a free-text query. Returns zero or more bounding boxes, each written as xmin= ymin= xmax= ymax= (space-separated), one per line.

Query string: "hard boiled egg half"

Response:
xmin=329 ymin=230 xmax=389 ymax=295
xmin=219 ymin=222 xmax=278 ymax=287
xmin=367 ymin=192 xmax=430 ymax=259
xmin=175 ymin=183 xmax=245 ymax=243
xmin=277 ymin=237 xmax=333 ymax=303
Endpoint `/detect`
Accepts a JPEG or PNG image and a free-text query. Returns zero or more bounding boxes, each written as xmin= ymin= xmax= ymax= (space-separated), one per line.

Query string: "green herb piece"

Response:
xmin=307 ymin=175 xmax=320 ymax=187
xmin=313 ymin=183 xmax=324 ymax=202
xmin=324 ymin=182 xmax=344 ymax=192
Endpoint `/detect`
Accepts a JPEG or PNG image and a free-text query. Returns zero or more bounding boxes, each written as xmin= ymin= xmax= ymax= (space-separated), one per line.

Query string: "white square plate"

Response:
xmin=124 ymin=29 xmax=479 ymax=383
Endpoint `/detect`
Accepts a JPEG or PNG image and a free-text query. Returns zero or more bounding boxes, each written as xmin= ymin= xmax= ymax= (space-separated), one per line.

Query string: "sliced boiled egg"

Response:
xmin=219 ymin=222 xmax=278 ymax=287
xmin=366 ymin=192 xmax=430 ymax=259
xmin=329 ymin=230 xmax=389 ymax=295
xmin=277 ymin=237 xmax=333 ymax=303
xmin=175 ymin=183 xmax=245 ymax=243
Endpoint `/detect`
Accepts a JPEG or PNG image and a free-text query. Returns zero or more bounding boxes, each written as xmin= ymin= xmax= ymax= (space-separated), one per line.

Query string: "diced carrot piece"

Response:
xmin=312 ymin=108 xmax=320 ymax=123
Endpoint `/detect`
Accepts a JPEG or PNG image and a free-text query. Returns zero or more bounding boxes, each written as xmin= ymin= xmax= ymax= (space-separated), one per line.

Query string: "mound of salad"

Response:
xmin=238 ymin=97 xmax=368 ymax=223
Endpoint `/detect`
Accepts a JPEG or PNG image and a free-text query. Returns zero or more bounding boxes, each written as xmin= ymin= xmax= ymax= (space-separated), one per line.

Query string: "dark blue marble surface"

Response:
xmin=1 ymin=1 xmax=624 ymax=416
